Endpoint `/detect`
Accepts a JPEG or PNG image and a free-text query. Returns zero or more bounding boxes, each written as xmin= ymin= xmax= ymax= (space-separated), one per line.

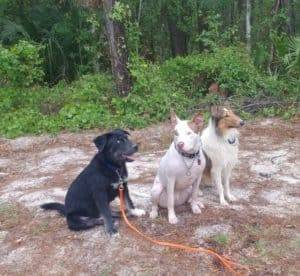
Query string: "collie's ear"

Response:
xmin=211 ymin=105 xmax=224 ymax=118
xmin=223 ymin=100 xmax=231 ymax=108
xmin=170 ymin=109 xmax=180 ymax=127
xmin=93 ymin=134 xmax=107 ymax=152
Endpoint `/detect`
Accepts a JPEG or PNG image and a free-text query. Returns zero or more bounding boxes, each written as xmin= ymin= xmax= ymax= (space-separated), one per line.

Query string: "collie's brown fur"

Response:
xmin=211 ymin=106 xmax=243 ymax=136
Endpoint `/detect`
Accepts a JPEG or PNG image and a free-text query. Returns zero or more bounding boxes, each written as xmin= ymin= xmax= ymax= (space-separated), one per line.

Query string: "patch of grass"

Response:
xmin=100 ymin=266 xmax=112 ymax=276
xmin=289 ymin=236 xmax=300 ymax=252
xmin=0 ymin=202 xmax=20 ymax=229
xmin=212 ymin=233 xmax=229 ymax=247
xmin=31 ymin=220 xmax=50 ymax=236
xmin=255 ymin=239 xmax=268 ymax=256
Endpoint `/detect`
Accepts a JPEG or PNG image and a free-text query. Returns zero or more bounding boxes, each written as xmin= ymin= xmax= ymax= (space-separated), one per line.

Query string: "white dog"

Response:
xmin=201 ymin=105 xmax=245 ymax=206
xmin=150 ymin=112 xmax=206 ymax=224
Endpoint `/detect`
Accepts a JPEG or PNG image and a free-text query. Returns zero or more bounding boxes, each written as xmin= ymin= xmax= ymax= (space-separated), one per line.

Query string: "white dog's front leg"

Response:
xmin=190 ymin=177 xmax=204 ymax=214
xmin=167 ymin=177 xmax=178 ymax=224
xmin=212 ymin=168 xmax=228 ymax=206
xmin=222 ymin=167 xmax=237 ymax=202
xmin=150 ymin=176 xmax=163 ymax=219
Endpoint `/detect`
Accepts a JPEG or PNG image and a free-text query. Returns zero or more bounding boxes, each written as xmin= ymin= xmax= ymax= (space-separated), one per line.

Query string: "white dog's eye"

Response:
xmin=174 ymin=130 xmax=179 ymax=136
xmin=187 ymin=132 xmax=192 ymax=135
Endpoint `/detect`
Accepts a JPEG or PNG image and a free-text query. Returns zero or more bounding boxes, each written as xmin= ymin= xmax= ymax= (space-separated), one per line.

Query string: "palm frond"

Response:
xmin=0 ymin=19 xmax=29 ymax=44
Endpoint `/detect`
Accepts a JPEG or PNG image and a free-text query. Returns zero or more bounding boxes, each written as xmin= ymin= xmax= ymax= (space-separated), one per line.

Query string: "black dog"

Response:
xmin=41 ymin=129 xmax=145 ymax=234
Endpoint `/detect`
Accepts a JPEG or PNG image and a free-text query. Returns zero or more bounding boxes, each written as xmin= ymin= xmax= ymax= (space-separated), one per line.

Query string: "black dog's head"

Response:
xmin=94 ymin=129 xmax=138 ymax=165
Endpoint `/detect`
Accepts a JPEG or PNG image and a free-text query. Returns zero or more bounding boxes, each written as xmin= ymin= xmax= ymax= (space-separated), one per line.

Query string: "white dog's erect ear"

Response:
xmin=170 ymin=110 xmax=179 ymax=126
xmin=192 ymin=112 xmax=203 ymax=126
xmin=189 ymin=112 xmax=203 ymax=133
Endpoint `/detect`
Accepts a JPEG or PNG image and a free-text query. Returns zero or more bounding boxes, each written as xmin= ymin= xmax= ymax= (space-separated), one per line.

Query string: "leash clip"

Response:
xmin=119 ymin=182 xmax=124 ymax=190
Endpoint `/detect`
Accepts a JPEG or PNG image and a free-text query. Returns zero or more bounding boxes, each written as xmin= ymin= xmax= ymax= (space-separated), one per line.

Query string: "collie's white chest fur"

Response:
xmin=201 ymin=120 xmax=239 ymax=169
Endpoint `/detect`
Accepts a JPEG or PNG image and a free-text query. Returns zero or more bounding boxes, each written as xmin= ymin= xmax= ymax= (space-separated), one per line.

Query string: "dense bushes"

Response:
xmin=0 ymin=46 xmax=298 ymax=138
xmin=0 ymin=41 xmax=44 ymax=87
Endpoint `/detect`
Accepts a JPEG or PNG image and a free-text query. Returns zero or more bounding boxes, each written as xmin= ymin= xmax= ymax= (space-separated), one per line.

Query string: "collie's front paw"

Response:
xmin=168 ymin=214 xmax=179 ymax=224
xmin=149 ymin=208 xmax=158 ymax=219
xmin=191 ymin=203 xmax=202 ymax=214
xmin=220 ymin=198 xmax=229 ymax=206
xmin=226 ymin=193 xmax=237 ymax=202
xmin=130 ymin=208 xmax=146 ymax=217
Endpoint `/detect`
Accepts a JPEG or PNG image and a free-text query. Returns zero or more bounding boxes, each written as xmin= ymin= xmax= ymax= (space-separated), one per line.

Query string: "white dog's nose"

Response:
xmin=178 ymin=142 xmax=184 ymax=149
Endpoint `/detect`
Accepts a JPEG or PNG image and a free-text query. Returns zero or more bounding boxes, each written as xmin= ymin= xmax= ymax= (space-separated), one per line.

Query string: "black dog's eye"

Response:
xmin=117 ymin=138 xmax=125 ymax=144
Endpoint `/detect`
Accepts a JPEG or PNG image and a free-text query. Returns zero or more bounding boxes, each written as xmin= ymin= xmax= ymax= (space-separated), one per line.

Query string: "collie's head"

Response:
xmin=210 ymin=105 xmax=244 ymax=136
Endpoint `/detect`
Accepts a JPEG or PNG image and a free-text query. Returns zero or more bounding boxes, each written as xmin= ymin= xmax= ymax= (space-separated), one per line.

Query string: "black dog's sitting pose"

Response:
xmin=41 ymin=129 xmax=145 ymax=234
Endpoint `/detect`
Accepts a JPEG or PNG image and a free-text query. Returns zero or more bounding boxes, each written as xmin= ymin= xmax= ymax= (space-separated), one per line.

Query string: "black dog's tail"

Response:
xmin=41 ymin=203 xmax=66 ymax=216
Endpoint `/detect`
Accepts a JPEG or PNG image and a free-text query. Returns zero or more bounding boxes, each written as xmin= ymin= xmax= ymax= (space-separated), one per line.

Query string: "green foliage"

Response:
xmin=0 ymin=40 xmax=44 ymax=86
xmin=284 ymin=36 xmax=300 ymax=76
xmin=212 ymin=233 xmax=230 ymax=247
xmin=1 ymin=45 xmax=297 ymax=138
xmin=0 ymin=74 xmax=114 ymax=137
xmin=0 ymin=0 xmax=109 ymax=83
xmin=195 ymin=12 xmax=238 ymax=51
xmin=110 ymin=2 xmax=131 ymax=22
xmin=161 ymin=46 xmax=259 ymax=97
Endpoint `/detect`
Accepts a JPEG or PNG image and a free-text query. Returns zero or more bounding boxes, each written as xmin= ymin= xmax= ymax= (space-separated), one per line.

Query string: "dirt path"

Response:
xmin=0 ymin=118 xmax=299 ymax=275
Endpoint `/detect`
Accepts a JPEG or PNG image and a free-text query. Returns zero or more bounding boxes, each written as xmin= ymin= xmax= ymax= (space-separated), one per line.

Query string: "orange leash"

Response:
xmin=119 ymin=187 xmax=246 ymax=275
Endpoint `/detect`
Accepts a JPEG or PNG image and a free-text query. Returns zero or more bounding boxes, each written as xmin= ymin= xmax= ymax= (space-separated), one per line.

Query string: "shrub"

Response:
xmin=0 ymin=40 xmax=44 ymax=87
xmin=0 ymin=46 xmax=298 ymax=138
xmin=161 ymin=46 xmax=260 ymax=97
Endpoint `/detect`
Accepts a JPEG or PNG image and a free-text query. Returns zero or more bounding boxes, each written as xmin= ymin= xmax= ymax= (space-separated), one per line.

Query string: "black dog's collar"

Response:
xmin=111 ymin=177 xmax=128 ymax=189
xmin=175 ymin=145 xmax=200 ymax=159
xmin=103 ymin=161 xmax=127 ymax=188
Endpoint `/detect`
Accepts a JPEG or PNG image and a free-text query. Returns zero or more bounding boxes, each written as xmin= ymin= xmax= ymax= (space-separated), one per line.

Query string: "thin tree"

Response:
xmin=103 ymin=0 xmax=132 ymax=96
xmin=79 ymin=0 xmax=132 ymax=96
xmin=245 ymin=0 xmax=251 ymax=52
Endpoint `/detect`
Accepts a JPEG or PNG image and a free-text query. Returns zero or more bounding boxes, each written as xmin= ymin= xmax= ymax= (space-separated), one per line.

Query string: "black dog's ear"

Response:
xmin=112 ymin=129 xmax=130 ymax=136
xmin=93 ymin=134 xmax=107 ymax=152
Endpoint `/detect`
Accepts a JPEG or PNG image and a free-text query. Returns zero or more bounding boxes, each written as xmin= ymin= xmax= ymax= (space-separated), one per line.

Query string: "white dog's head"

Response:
xmin=171 ymin=111 xmax=203 ymax=154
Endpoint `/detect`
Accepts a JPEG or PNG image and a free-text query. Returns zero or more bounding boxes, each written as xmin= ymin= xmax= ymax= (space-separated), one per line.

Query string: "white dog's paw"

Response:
xmin=220 ymin=198 xmax=229 ymax=206
xmin=189 ymin=197 xmax=204 ymax=207
xmin=196 ymin=199 xmax=205 ymax=209
xmin=168 ymin=214 xmax=179 ymax=224
xmin=130 ymin=208 xmax=146 ymax=217
xmin=191 ymin=203 xmax=202 ymax=214
xmin=226 ymin=193 xmax=237 ymax=202
xmin=149 ymin=209 xmax=158 ymax=219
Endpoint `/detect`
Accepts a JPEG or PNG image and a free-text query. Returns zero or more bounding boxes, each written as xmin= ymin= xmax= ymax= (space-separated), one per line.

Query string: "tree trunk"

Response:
xmin=167 ymin=18 xmax=187 ymax=57
xmin=165 ymin=1 xmax=187 ymax=57
xmin=102 ymin=0 xmax=132 ymax=96
xmin=285 ymin=0 xmax=296 ymax=35
xmin=267 ymin=0 xmax=281 ymax=74
xmin=245 ymin=0 xmax=251 ymax=52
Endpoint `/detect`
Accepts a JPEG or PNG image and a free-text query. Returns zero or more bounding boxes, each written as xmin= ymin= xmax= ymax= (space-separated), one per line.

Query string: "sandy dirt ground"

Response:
xmin=0 ymin=117 xmax=299 ymax=275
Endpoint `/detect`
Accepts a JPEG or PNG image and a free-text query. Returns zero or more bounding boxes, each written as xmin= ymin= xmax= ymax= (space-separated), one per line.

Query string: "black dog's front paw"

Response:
xmin=106 ymin=225 xmax=118 ymax=235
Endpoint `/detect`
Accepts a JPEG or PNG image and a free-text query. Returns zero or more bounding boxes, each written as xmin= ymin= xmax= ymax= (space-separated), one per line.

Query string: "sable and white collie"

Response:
xmin=201 ymin=105 xmax=245 ymax=206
